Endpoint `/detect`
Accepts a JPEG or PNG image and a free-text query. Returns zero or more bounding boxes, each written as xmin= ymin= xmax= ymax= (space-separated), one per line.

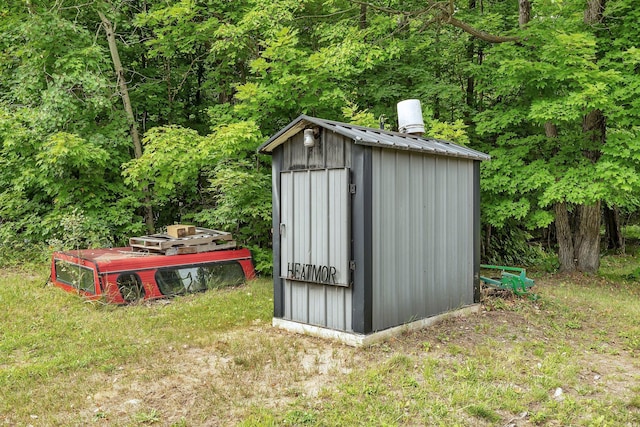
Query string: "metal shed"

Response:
xmin=258 ymin=113 xmax=490 ymax=346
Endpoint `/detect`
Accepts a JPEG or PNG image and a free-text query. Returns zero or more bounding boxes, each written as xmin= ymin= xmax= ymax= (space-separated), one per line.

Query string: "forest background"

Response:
xmin=1 ymin=0 xmax=639 ymax=274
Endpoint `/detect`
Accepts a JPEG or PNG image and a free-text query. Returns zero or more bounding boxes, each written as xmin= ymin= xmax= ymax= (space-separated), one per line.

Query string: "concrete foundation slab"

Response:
xmin=272 ymin=304 xmax=481 ymax=347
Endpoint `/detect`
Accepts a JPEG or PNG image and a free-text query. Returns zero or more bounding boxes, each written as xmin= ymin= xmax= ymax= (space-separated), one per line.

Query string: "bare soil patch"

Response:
xmin=72 ymin=287 xmax=639 ymax=426
xmin=77 ymin=326 xmax=362 ymax=425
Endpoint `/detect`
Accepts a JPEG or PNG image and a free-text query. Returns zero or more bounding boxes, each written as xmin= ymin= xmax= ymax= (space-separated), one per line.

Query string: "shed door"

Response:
xmin=280 ymin=168 xmax=350 ymax=287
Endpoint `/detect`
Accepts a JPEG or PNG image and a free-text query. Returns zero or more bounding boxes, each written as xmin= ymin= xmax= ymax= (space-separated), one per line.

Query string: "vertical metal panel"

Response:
xmin=424 ymin=155 xmax=437 ymax=317
xmin=326 ymin=286 xmax=351 ymax=330
xmin=462 ymin=161 xmax=475 ymax=304
xmin=328 ymin=170 xmax=350 ymax=285
xmin=280 ymin=172 xmax=292 ymax=279
xmin=325 ymin=131 xmax=345 ymax=168
xmin=308 ymin=136 xmax=324 ymax=169
xmin=395 ymin=152 xmax=412 ymax=318
xmin=307 ymin=169 xmax=329 ymax=326
xmin=310 ymin=170 xmax=328 ymax=268
xmin=443 ymin=160 xmax=455 ymax=306
xmin=308 ymin=283 xmax=326 ymax=325
xmin=345 ymin=285 xmax=353 ymax=330
xmin=371 ymin=153 xmax=381 ymax=326
xmin=371 ymin=148 xmax=476 ymax=331
xmin=286 ymin=132 xmax=308 ymax=170
xmin=285 ymin=281 xmax=308 ymax=322
xmin=281 ymin=169 xmax=350 ymax=285
xmin=351 ymin=144 xmax=373 ymax=334
xmin=283 ymin=274 xmax=351 ymax=329
xmin=371 ymin=150 xmax=388 ymax=328
xmin=284 ymin=280 xmax=292 ymax=319
xmin=409 ymin=153 xmax=425 ymax=317
xmin=272 ymin=149 xmax=284 ymax=317
xmin=279 ymin=168 xmax=352 ymax=330
xmin=293 ymin=171 xmax=310 ymax=266
xmin=473 ymin=161 xmax=481 ymax=303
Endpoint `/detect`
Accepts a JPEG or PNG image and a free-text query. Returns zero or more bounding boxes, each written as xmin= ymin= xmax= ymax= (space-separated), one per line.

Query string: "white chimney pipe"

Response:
xmin=397 ymin=99 xmax=425 ymax=135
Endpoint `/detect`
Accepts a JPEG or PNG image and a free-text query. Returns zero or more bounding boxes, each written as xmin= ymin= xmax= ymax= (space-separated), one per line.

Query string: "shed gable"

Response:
xmin=281 ymin=128 xmax=352 ymax=171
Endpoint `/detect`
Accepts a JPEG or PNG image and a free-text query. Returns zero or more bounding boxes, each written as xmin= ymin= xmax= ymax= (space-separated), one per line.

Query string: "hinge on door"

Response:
xmin=349 ymin=184 xmax=356 ymax=194
xmin=349 ymin=260 xmax=356 ymax=270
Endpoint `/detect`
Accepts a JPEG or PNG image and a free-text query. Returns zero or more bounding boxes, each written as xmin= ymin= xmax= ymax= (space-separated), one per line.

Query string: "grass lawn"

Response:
xmin=1 ymin=256 xmax=639 ymax=426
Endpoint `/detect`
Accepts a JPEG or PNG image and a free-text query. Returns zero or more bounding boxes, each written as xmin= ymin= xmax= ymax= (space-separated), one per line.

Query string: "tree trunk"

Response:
xmin=574 ymin=107 xmax=605 ymax=272
xmin=544 ymin=121 xmax=558 ymax=138
xmin=464 ymin=0 xmax=477 ymax=123
xmin=545 ymin=121 xmax=578 ymax=272
xmin=433 ymin=27 xmax=441 ymax=120
xmin=583 ymin=109 xmax=606 ymax=152
xmin=555 ymin=202 xmax=576 ymax=273
xmin=546 ymin=117 xmax=602 ymax=273
xmin=465 ymin=56 xmax=474 ymax=118
xmin=359 ymin=3 xmax=367 ymax=29
xmin=519 ymin=0 xmax=531 ymax=27
xmin=483 ymin=223 xmax=491 ymax=259
xmin=99 ymin=12 xmax=155 ymax=232
xmin=99 ymin=12 xmax=143 ymax=158
xmin=574 ymin=202 xmax=601 ymax=272
xmin=604 ymin=205 xmax=624 ymax=251
xmin=567 ymin=0 xmax=606 ymax=273
xmin=585 ymin=0 xmax=605 ymax=24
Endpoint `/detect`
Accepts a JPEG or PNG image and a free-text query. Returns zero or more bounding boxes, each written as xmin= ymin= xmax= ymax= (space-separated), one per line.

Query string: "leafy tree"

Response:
xmin=343 ymin=0 xmax=640 ymax=272
xmin=2 ymin=0 xmax=640 ymax=276
xmin=0 ymin=3 xmax=146 ymax=251
xmin=474 ymin=0 xmax=640 ymax=272
xmin=122 ymin=120 xmax=272 ymax=271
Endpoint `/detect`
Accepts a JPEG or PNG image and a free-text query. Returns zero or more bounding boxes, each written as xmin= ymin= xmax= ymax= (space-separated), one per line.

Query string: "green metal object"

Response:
xmin=480 ymin=264 xmax=535 ymax=296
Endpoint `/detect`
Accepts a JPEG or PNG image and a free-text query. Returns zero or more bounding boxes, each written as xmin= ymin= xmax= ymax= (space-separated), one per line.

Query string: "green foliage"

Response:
xmin=469 ymin=0 xmax=640 ymax=267
xmin=2 ymin=0 xmax=640 ymax=272
xmin=250 ymin=246 xmax=274 ymax=277
xmin=428 ymin=119 xmax=470 ymax=145
xmin=123 ymin=126 xmax=206 ymax=205
xmin=342 ymin=103 xmax=379 ymax=128
xmin=193 ymin=161 xmax=272 ymax=254
xmin=208 ymin=121 xmax=263 ymax=160
xmin=0 ymin=3 xmax=146 ymax=249
xmin=123 ymin=120 xmax=271 ymax=269
xmin=46 ymin=208 xmax=113 ymax=251
xmin=475 ymin=0 xmax=640 ymax=220
xmin=483 ymin=225 xmax=548 ymax=267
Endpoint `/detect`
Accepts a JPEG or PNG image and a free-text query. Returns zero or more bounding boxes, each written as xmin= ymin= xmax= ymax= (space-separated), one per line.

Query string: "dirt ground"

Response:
xmin=78 ymin=325 xmax=358 ymax=425
xmin=72 ymin=282 xmax=640 ymax=426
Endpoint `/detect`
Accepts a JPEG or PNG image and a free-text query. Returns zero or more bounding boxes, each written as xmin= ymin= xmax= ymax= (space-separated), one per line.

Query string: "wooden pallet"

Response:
xmin=129 ymin=227 xmax=235 ymax=254
xmin=164 ymin=241 xmax=237 ymax=255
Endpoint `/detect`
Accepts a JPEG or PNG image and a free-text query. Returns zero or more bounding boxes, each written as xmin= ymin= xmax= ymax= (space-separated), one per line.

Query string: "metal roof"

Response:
xmin=257 ymin=115 xmax=490 ymax=161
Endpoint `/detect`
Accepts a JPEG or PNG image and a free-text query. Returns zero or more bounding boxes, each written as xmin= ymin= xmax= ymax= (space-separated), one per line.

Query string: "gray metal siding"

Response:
xmin=371 ymin=148 xmax=475 ymax=331
xmin=282 ymin=282 xmax=352 ymax=330
xmin=473 ymin=161 xmax=481 ymax=303
xmin=279 ymin=168 xmax=352 ymax=330
xmin=350 ymin=144 xmax=373 ymax=333
xmin=282 ymin=131 xmax=351 ymax=171
xmin=272 ymin=150 xmax=284 ymax=317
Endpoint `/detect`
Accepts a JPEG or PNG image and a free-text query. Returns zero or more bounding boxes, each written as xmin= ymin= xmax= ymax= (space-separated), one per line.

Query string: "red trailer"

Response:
xmin=51 ymin=247 xmax=256 ymax=304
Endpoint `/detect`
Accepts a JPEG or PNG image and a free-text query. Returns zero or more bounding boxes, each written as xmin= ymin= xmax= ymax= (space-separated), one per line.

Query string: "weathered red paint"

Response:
xmin=51 ymin=247 xmax=256 ymax=304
